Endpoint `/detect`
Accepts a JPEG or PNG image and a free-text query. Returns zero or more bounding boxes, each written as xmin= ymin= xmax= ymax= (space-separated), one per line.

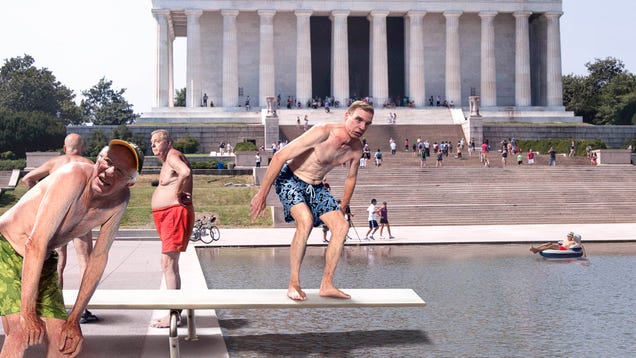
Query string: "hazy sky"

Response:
xmin=1 ymin=0 xmax=635 ymax=114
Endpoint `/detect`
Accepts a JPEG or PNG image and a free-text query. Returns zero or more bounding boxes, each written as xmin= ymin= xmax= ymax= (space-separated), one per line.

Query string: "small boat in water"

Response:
xmin=539 ymin=246 xmax=584 ymax=259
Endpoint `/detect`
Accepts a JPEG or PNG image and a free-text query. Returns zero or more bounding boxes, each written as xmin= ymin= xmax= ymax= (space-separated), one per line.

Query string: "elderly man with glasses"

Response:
xmin=0 ymin=139 xmax=143 ymax=357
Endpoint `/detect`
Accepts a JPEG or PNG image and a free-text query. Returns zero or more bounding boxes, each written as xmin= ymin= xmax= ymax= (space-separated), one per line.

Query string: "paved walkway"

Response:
xmin=2 ymin=223 xmax=635 ymax=357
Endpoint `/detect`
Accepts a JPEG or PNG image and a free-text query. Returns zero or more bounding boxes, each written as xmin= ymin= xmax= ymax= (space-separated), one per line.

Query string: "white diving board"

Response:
xmin=64 ymin=288 xmax=426 ymax=309
xmin=64 ymin=289 xmax=425 ymax=358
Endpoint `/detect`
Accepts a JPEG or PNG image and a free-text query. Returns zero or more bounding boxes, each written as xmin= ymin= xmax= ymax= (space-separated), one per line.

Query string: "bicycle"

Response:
xmin=190 ymin=215 xmax=220 ymax=244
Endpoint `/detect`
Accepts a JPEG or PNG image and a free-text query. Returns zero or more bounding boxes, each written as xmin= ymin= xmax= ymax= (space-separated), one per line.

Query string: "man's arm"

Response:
xmin=167 ymin=150 xmax=192 ymax=204
xmin=340 ymin=152 xmax=362 ymax=213
xmin=249 ymin=125 xmax=330 ymax=221
xmin=21 ymin=160 xmax=56 ymax=189
xmin=20 ymin=168 xmax=86 ymax=347
xmin=58 ymin=201 xmax=126 ymax=355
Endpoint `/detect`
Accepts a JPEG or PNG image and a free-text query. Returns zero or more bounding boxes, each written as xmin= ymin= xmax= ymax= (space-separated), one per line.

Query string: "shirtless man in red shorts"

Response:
xmin=150 ymin=129 xmax=194 ymax=328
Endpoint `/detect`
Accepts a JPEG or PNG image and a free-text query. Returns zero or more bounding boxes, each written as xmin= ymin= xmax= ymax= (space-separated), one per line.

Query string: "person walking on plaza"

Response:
xmin=374 ymin=148 xmax=383 ymax=166
xmin=150 ymin=130 xmax=195 ymax=328
xmin=0 ymin=140 xmax=143 ymax=357
xmin=528 ymin=149 xmax=535 ymax=164
xmin=548 ymin=146 xmax=557 ymax=166
xmin=378 ymin=201 xmax=395 ymax=239
xmin=365 ymin=198 xmax=380 ymax=240
xmin=255 ymin=151 xmax=262 ymax=167
xmin=250 ymin=100 xmax=375 ymax=301
xmin=481 ymin=140 xmax=491 ymax=167
xmin=420 ymin=146 xmax=427 ymax=167
xmin=20 ymin=133 xmax=99 ymax=324
xmin=436 ymin=151 xmax=443 ymax=167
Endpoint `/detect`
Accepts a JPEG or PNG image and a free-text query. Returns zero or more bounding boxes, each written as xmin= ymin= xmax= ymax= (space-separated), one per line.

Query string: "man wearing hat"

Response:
xmin=0 ymin=139 xmax=143 ymax=357
xmin=21 ymin=133 xmax=99 ymax=324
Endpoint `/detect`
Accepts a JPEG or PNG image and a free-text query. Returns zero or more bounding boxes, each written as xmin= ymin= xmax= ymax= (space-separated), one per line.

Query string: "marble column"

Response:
xmin=514 ymin=11 xmax=532 ymax=107
xmin=168 ymin=32 xmax=174 ymax=107
xmin=479 ymin=11 xmax=497 ymax=107
xmin=545 ymin=11 xmax=563 ymax=107
xmin=186 ymin=9 xmax=203 ymax=108
xmin=331 ymin=10 xmax=350 ymax=106
xmin=222 ymin=10 xmax=239 ymax=107
xmin=295 ymin=10 xmax=313 ymax=106
xmin=444 ymin=11 xmax=462 ymax=106
xmin=407 ymin=11 xmax=426 ymax=107
xmin=369 ymin=10 xmax=389 ymax=106
xmin=259 ymin=10 xmax=276 ymax=108
xmin=152 ymin=9 xmax=170 ymax=108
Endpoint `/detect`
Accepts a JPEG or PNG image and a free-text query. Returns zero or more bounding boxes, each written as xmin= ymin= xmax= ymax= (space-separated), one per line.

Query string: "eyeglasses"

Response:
xmin=99 ymin=156 xmax=133 ymax=181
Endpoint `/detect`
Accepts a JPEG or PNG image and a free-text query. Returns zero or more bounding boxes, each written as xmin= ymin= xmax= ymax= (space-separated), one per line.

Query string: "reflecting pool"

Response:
xmin=196 ymin=243 xmax=636 ymax=357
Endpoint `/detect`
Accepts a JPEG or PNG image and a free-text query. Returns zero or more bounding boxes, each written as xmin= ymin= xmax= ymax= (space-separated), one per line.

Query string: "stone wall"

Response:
xmin=483 ymin=124 xmax=636 ymax=149
xmin=67 ymin=125 xmax=265 ymax=155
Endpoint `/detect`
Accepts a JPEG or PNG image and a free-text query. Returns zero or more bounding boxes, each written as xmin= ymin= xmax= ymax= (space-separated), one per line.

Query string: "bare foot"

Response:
xmin=319 ymin=286 xmax=351 ymax=299
xmin=150 ymin=314 xmax=181 ymax=328
xmin=287 ymin=285 xmax=307 ymax=301
xmin=529 ymin=246 xmax=539 ymax=254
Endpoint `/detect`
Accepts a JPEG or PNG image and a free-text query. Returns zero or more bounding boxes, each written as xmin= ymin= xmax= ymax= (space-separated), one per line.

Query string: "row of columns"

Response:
xmin=152 ymin=9 xmax=563 ymax=109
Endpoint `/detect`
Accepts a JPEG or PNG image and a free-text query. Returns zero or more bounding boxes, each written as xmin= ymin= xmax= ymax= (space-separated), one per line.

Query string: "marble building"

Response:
xmin=146 ymin=0 xmax=569 ymax=121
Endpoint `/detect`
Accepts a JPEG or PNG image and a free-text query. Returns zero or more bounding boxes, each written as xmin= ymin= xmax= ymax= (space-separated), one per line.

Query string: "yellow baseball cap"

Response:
xmin=109 ymin=139 xmax=144 ymax=174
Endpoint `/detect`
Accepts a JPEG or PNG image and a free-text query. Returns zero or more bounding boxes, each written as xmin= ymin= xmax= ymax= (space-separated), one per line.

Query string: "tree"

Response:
xmin=563 ymin=57 xmax=636 ymax=125
xmin=0 ymin=54 xmax=82 ymax=125
xmin=84 ymin=129 xmax=109 ymax=158
xmin=111 ymin=124 xmax=148 ymax=154
xmin=0 ymin=108 xmax=66 ymax=158
xmin=81 ymin=77 xmax=139 ymax=125
xmin=174 ymin=87 xmax=186 ymax=107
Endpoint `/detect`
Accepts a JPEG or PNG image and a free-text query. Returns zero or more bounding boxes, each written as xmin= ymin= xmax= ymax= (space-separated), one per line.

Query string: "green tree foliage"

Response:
xmin=174 ymin=87 xmax=186 ymax=107
xmin=563 ymin=57 xmax=636 ymax=125
xmin=233 ymin=141 xmax=258 ymax=152
xmin=111 ymin=124 xmax=148 ymax=154
xmin=516 ymin=138 xmax=606 ymax=157
xmin=81 ymin=77 xmax=139 ymax=125
xmin=84 ymin=129 xmax=109 ymax=158
xmin=0 ymin=108 xmax=66 ymax=158
xmin=0 ymin=54 xmax=83 ymax=125
xmin=173 ymin=135 xmax=199 ymax=154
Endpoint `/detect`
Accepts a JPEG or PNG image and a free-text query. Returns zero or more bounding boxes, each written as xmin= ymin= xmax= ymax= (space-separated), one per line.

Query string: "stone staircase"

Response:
xmin=262 ymin=113 xmax=634 ymax=228
xmin=320 ymin=165 xmax=636 ymax=228
xmin=263 ymin=160 xmax=634 ymax=228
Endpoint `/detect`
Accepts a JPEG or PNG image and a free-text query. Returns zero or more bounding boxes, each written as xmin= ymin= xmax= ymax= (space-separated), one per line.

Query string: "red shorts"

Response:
xmin=559 ymin=245 xmax=567 ymax=250
xmin=153 ymin=204 xmax=195 ymax=253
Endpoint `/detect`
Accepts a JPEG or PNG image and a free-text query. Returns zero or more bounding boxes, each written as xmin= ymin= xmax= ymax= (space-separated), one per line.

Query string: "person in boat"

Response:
xmin=530 ymin=232 xmax=586 ymax=256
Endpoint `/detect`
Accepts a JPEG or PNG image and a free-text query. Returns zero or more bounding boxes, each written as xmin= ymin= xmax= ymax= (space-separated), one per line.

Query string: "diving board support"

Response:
xmin=64 ymin=289 xmax=425 ymax=358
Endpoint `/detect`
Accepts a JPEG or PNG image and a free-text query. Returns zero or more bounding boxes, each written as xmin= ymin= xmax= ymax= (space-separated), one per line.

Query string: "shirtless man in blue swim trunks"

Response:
xmin=250 ymin=100 xmax=374 ymax=301
xmin=0 ymin=140 xmax=143 ymax=357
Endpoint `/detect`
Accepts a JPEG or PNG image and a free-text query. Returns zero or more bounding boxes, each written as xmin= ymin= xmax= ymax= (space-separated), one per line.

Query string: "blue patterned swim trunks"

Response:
xmin=275 ymin=164 xmax=339 ymax=227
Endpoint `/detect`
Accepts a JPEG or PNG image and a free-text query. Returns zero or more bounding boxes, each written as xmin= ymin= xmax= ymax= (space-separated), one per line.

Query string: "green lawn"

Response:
xmin=0 ymin=174 xmax=272 ymax=229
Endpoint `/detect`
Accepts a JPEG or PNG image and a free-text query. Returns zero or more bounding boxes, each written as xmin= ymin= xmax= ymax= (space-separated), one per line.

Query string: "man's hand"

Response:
xmin=20 ymin=312 xmax=45 ymax=346
xmin=58 ymin=320 xmax=83 ymax=357
xmin=249 ymin=194 xmax=266 ymax=222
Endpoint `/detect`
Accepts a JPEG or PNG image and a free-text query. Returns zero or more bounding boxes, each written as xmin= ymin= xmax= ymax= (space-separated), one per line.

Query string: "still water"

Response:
xmin=196 ymin=243 xmax=636 ymax=357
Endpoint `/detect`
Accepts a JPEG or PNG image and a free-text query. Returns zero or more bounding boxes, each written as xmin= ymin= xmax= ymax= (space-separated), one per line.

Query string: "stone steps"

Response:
xmin=265 ymin=166 xmax=636 ymax=227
